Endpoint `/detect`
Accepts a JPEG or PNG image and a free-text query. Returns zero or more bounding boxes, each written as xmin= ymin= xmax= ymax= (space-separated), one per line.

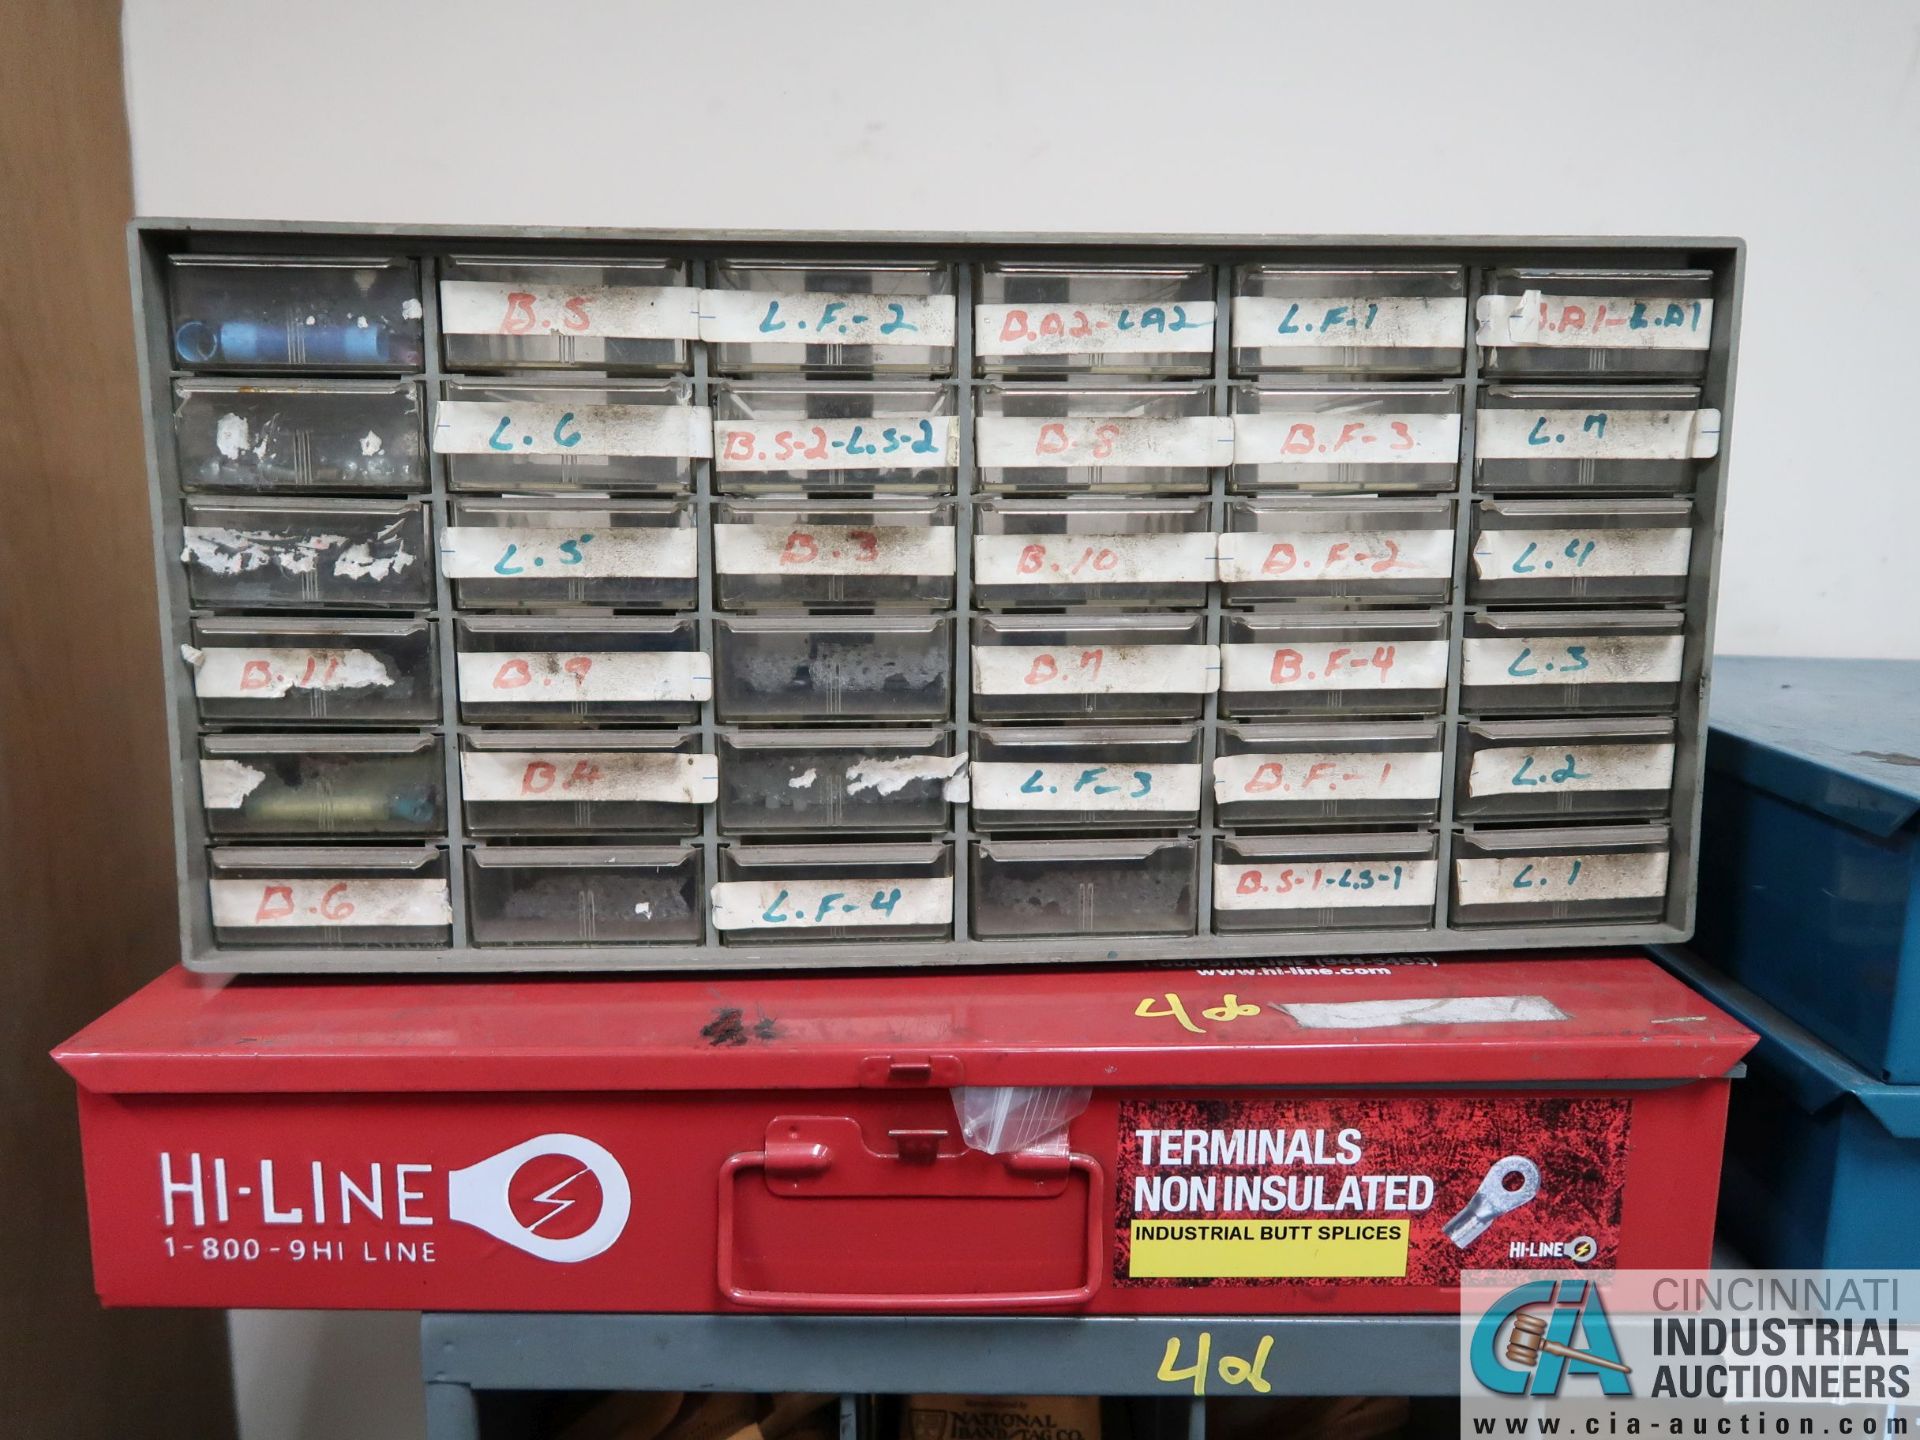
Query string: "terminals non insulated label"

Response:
xmin=714 ymin=524 xmax=956 ymax=576
xmin=439 ymin=527 xmax=698 ymax=579
xmin=433 ymin=401 xmax=714 ymax=458
xmin=1470 ymin=528 xmax=1692 ymax=581
xmin=974 ymin=301 xmax=1216 ymax=355
xmin=974 ymin=415 xmax=1233 ymax=469
xmin=1475 ymin=292 xmax=1713 ymax=350
xmin=210 ymin=878 xmax=451 ymax=929
xmin=1476 ymin=408 xmax=1720 ymax=460
xmin=459 ymin=751 xmax=719 ymax=804
xmin=438 ymin=281 xmax=703 ymax=339
xmin=973 ymin=643 xmax=1220 ymax=695
xmin=1232 ymin=295 xmax=1467 ymax=349
xmin=1231 ymin=411 xmax=1460 ymax=465
xmin=457 ymin=650 xmax=712 ymax=704
xmin=974 ymin=532 xmax=1218 ymax=587
xmin=696 ymin=289 xmax=956 ymax=346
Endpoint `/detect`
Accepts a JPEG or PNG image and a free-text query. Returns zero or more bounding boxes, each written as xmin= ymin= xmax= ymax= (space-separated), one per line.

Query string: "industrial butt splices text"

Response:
xmin=1115 ymin=1096 xmax=1630 ymax=1285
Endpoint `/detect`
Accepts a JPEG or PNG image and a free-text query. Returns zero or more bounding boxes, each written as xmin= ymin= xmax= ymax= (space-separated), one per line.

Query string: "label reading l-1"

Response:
xmin=1476 ymin=408 xmax=1720 ymax=460
xmin=1116 ymin=1094 xmax=1630 ymax=1285
xmin=714 ymin=417 xmax=958 ymax=471
xmin=210 ymin=878 xmax=451 ymax=929
xmin=973 ymin=644 xmax=1220 ymax=695
xmin=433 ymin=402 xmax=713 ymax=458
xmin=439 ymin=527 xmax=698 ymax=580
xmin=1465 ymin=742 xmax=1674 ymax=798
xmin=1214 ymin=859 xmax=1437 ymax=911
xmin=1213 ymin=751 xmax=1443 ymax=805
xmin=974 ymin=416 xmax=1233 ymax=469
xmin=713 ymin=524 xmax=955 ymax=576
xmin=1470 ymin=529 xmax=1691 ymax=581
xmin=1462 ymin=636 xmax=1683 ymax=687
xmin=457 ymin=651 xmax=711 ymax=704
xmin=1232 ymin=296 xmax=1467 ymax=350
xmin=1454 ymin=849 xmax=1669 ymax=905
xmin=1475 ymin=293 xmax=1713 ymax=350
xmin=438 ymin=282 xmax=702 ymax=339
xmin=458 ymin=751 xmax=718 ymax=804
xmin=975 ymin=533 xmax=1218 ymax=587
xmin=972 ymin=762 xmax=1202 ymax=812
xmin=1231 ymin=411 xmax=1460 ymax=465
xmin=1219 ymin=641 xmax=1449 ymax=693
xmin=974 ymin=301 xmax=1216 ymax=355
xmin=1216 ymin=528 xmax=1453 ymax=584
xmin=709 ymin=876 xmax=952 ymax=931
xmin=697 ymin=289 xmax=956 ymax=347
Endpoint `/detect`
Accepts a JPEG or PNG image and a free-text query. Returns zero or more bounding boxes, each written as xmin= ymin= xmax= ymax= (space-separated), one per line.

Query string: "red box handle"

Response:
xmin=717 ymin=1145 xmax=1106 ymax=1312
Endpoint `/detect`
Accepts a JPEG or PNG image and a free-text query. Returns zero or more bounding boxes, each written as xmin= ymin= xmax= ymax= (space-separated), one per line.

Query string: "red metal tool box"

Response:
xmin=55 ymin=954 xmax=1750 ymax=1315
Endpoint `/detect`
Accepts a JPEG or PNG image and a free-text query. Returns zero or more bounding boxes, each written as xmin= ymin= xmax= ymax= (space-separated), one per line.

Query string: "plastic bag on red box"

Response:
xmin=951 ymin=1085 xmax=1091 ymax=1156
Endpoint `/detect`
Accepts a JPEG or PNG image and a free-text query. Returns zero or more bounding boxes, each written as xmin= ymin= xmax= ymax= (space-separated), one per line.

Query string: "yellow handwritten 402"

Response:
xmin=1156 ymin=1332 xmax=1274 ymax=1396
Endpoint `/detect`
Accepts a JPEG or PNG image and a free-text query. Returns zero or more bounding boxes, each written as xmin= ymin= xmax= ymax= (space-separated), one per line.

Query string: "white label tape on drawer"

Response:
xmin=1454 ymin=849 xmax=1670 ymax=905
xmin=697 ymin=290 xmax=956 ymax=347
xmin=974 ymin=415 xmax=1233 ymax=469
xmin=1213 ymin=750 xmax=1443 ymax=804
xmin=1471 ymin=528 xmax=1692 ymax=581
xmin=433 ymin=401 xmax=713 ymax=459
xmin=440 ymin=527 xmax=698 ymax=580
xmin=182 ymin=524 xmax=422 ymax=582
xmin=1220 ymin=640 xmax=1449 ymax=692
xmin=183 ymin=645 xmax=394 ymax=698
xmin=1233 ymin=295 xmax=1467 ymax=349
xmin=1217 ymin=527 xmax=1454 ymax=584
xmin=1467 ymin=742 xmax=1675 ymax=798
xmin=1232 ymin=411 xmax=1460 ymax=466
xmin=1279 ymin=994 xmax=1568 ymax=1029
xmin=1214 ymin=859 xmax=1438 ymax=910
xmin=843 ymin=753 xmax=970 ymax=802
xmin=974 ymin=532 xmax=1218 ymax=587
xmin=199 ymin=759 xmax=267 ymax=809
xmin=974 ymin=301 xmax=1216 ymax=356
xmin=716 ymin=524 xmax=954 ymax=576
xmin=972 ymin=761 xmax=1201 ymax=812
xmin=1475 ymin=293 xmax=1713 ymax=350
xmin=1463 ymin=635 xmax=1683 ymax=687
xmin=211 ymin=877 xmax=451 ymax=928
xmin=710 ymin=876 xmax=952 ymax=931
xmin=460 ymin=751 xmax=718 ymax=804
xmin=973 ymin=643 xmax=1220 ymax=695
xmin=714 ymin=417 xmax=958 ymax=471
xmin=457 ymin=651 xmax=711 ymax=704
xmin=438 ymin=282 xmax=703 ymax=339
xmin=1477 ymin=408 xmax=1720 ymax=461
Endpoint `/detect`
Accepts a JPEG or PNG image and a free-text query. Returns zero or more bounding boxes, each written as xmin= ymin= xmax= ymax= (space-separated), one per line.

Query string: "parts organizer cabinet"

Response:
xmin=56 ymin=955 xmax=1751 ymax=1314
xmin=133 ymin=224 xmax=1743 ymax=971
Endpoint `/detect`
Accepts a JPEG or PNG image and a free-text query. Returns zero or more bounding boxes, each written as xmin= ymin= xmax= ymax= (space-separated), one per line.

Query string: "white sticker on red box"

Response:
xmin=1466 ymin=743 xmax=1674 ymax=798
xmin=457 ymin=651 xmax=711 ymax=704
xmin=1220 ymin=641 xmax=1449 ymax=692
xmin=439 ymin=527 xmax=698 ymax=579
xmin=433 ymin=401 xmax=712 ymax=458
xmin=697 ymin=289 xmax=955 ymax=347
xmin=1462 ymin=636 xmax=1682 ymax=687
xmin=1217 ymin=528 xmax=1453 ymax=584
xmin=710 ymin=876 xmax=951 ymax=931
xmin=1476 ymin=408 xmax=1720 ymax=460
xmin=438 ymin=282 xmax=702 ymax=339
xmin=1471 ymin=528 xmax=1691 ymax=581
xmin=1454 ymin=850 xmax=1669 ymax=905
xmin=184 ymin=645 xmax=393 ymax=698
xmin=975 ymin=416 xmax=1232 ymax=469
xmin=714 ymin=524 xmax=955 ymax=575
xmin=210 ymin=877 xmax=451 ymax=928
xmin=972 ymin=761 xmax=1202 ymax=812
xmin=1213 ymin=751 xmax=1442 ymax=805
xmin=974 ymin=301 xmax=1216 ymax=356
xmin=1476 ymin=293 xmax=1712 ymax=350
xmin=973 ymin=644 xmax=1220 ymax=695
xmin=460 ymin=751 xmax=718 ymax=804
xmin=1232 ymin=411 xmax=1460 ymax=465
xmin=975 ymin=532 xmax=1217 ymax=587
xmin=1214 ymin=859 xmax=1438 ymax=910
xmin=713 ymin=417 xmax=957 ymax=471
xmin=1233 ymin=295 xmax=1466 ymax=349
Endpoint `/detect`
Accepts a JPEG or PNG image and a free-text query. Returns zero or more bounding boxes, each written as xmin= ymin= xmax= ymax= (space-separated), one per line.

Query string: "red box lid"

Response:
xmin=54 ymin=954 xmax=1753 ymax=1095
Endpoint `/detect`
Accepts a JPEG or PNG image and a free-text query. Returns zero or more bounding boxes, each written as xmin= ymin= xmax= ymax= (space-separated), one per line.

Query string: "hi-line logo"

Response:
xmin=1470 ymin=1278 xmax=1634 ymax=1397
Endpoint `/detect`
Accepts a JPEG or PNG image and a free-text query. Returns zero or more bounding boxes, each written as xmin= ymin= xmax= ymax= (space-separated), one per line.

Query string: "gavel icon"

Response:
xmin=1505 ymin=1311 xmax=1632 ymax=1374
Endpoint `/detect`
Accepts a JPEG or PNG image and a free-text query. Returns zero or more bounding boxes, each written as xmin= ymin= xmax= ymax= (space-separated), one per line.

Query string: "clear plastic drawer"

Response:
xmin=713 ymin=615 xmax=952 ymax=723
xmin=974 ymin=383 xmax=1223 ymax=495
xmin=973 ymin=499 xmax=1214 ymax=609
xmin=437 ymin=379 xmax=705 ymax=493
xmin=168 ymin=256 xmax=424 ymax=371
xmin=970 ymin=725 xmax=1202 ymax=832
xmin=971 ymin=614 xmax=1214 ymax=722
xmin=1469 ymin=498 xmax=1694 ymax=604
xmin=713 ymin=498 xmax=955 ymax=610
xmin=1219 ymin=611 xmax=1449 ymax=718
xmin=186 ymin=615 xmax=438 ymax=725
xmin=1474 ymin=385 xmax=1717 ymax=495
xmin=456 ymin=616 xmax=708 ymax=725
xmin=180 ymin=498 xmax=432 ymax=609
xmin=207 ymin=845 xmax=450 ymax=947
xmin=1477 ymin=269 xmax=1713 ymax=379
xmin=1460 ymin=610 xmax=1684 ymax=715
xmin=442 ymin=497 xmax=697 ymax=610
xmin=1214 ymin=721 xmax=1443 ymax=828
xmin=460 ymin=730 xmax=713 ymax=836
xmin=199 ymin=733 xmax=444 ymax=839
xmin=1213 ymin=831 xmax=1437 ymax=934
xmin=970 ymin=837 xmax=1198 ymax=940
xmin=704 ymin=259 xmax=955 ymax=375
xmin=1219 ymin=497 xmax=1454 ymax=604
xmin=1450 ymin=823 xmax=1672 ymax=927
xmin=173 ymin=379 xmax=424 ymax=492
xmin=974 ymin=262 xmax=1215 ymax=377
xmin=466 ymin=844 xmax=703 ymax=946
xmin=1231 ymin=265 xmax=1466 ymax=376
xmin=716 ymin=729 xmax=960 ymax=836
xmin=713 ymin=842 xmax=953 ymax=944
xmin=439 ymin=256 xmax=697 ymax=373
xmin=1454 ymin=717 xmax=1677 ymax=823
xmin=1230 ymin=385 xmax=1460 ymax=493
xmin=712 ymin=382 xmax=957 ymax=494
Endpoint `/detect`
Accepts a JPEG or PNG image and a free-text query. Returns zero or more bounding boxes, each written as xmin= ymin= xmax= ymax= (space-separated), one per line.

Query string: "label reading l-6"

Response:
xmin=433 ymin=401 xmax=713 ymax=459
